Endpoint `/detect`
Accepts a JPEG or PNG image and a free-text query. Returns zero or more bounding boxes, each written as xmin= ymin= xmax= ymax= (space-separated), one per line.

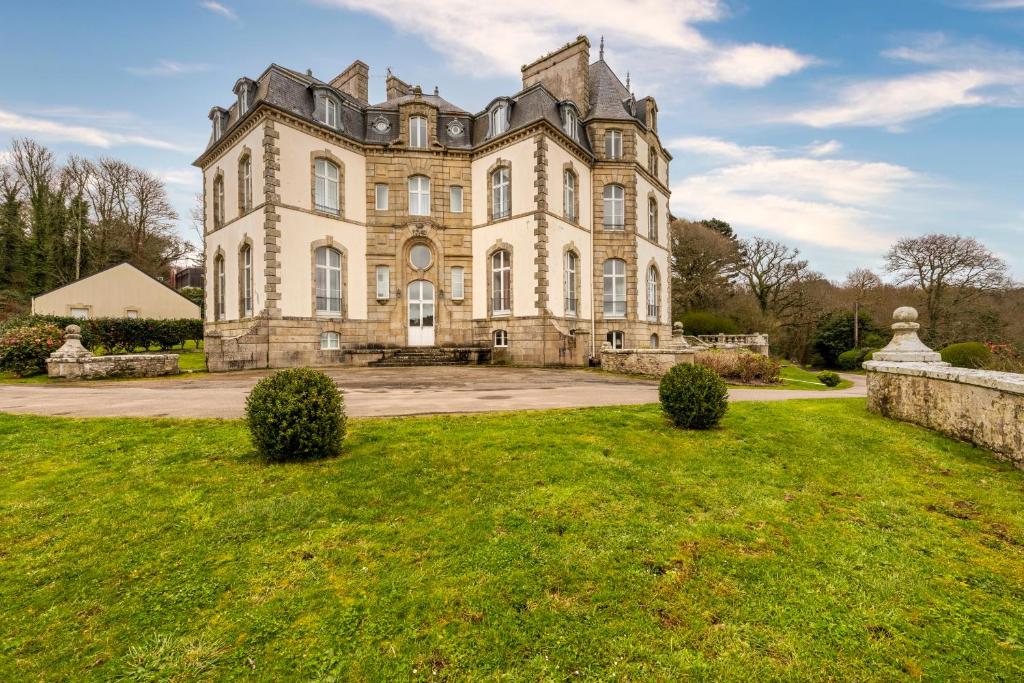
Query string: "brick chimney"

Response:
xmin=521 ymin=36 xmax=591 ymax=116
xmin=329 ymin=60 xmax=369 ymax=103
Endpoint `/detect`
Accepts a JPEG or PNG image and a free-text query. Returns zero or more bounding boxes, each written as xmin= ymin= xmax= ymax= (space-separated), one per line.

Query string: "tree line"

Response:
xmin=0 ymin=138 xmax=191 ymax=315
xmin=670 ymin=218 xmax=1020 ymax=364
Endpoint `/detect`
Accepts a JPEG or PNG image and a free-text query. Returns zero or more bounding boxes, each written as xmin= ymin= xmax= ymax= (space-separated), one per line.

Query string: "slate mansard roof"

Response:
xmin=197 ymin=55 xmax=653 ymax=164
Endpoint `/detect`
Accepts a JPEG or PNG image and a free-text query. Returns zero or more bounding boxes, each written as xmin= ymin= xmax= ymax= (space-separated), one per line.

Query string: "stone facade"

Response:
xmin=195 ymin=36 xmax=671 ymax=370
xmin=600 ymin=347 xmax=696 ymax=377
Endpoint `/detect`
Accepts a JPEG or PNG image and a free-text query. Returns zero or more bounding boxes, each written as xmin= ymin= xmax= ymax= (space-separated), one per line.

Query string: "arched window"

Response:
xmin=409 ymin=116 xmax=427 ymax=148
xmin=314 ymin=158 xmax=340 ymax=215
xmin=315 ymin=246 xmax=342 ymax=316
xmin=491 ymin=167 xmax=510 ymax=220
xmin=648 ymin=197 xmax=657 ymax=241
xmin=213 ymin=175 xmax=225 ymax=228
xmin=603 ymin=184 xmax=624 ymax=229
xmin=649 ymin=148 xmax=659 ymax=176
xmin=564 ymin=251 xmax=578 ymax=317
xmin=563 ymin=169 xmax=576 ymax=222
xmin=493 ymin=329 xmax=508 ymax=347
xmin=214 ymin=254 xmax=225 ymax=321
xmin=650 ymin=334 xmax=659 ymax=348
xmin=239 ymin=83 xmax=250 ymax=113
xmin=408 ymin=175 xmax=430 ymax=216
xmin=488 ymin=102 xmax=508 ymax=138
xmin=647 ymin=265 xmax=659 ymax=322
xmin=240 ymin=244 xmax=253 ymax=317
xmin=561 ymin=106 xmax=578 ymax=140
xmin=240 ymin=155 xmax=252 ymax=213
xmin=491 ymin=249 xmax=511 ymax=315
xmin=322 ymin=96 xmax=338 ymax=128
xmin=320 ymin=331 xmax=340 ymax=350
xmin=607 ymin=330 xmax=625 ymax=349
xmin=603 ymin=258 xmax=626 ymax=318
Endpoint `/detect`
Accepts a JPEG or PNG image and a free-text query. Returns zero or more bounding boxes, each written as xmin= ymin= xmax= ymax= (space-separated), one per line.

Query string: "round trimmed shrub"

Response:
xmin=659 ymin=363 xmax=728 ymax=429
xmin=245 ymin=368 xmax=346 ymax=462
xmin=817 ymin=370 xmax=841 ymax=387
xmin=836 ymin=349 xmax=863 ymax=371
xmin=0 ymin=323 xmax=63 ymax=377
xmin=940 ymin=341 xmax=991 ymax=369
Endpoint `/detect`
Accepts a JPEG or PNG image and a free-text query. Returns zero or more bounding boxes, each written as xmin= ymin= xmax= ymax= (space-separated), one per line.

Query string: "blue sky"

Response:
xmin=1 ymin=0 xmax=1021 ymax=280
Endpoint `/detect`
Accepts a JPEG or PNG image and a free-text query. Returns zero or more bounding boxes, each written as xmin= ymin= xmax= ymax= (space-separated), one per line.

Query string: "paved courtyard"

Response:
xmin=0 ymin=366 xmax=866 ymax=419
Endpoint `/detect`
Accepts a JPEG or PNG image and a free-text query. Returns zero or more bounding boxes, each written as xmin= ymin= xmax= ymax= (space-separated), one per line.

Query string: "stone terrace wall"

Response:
xmin=48 ymin=354 xmax=179 ymax=380
xmin=865 ymin=361 xmax=1024 ymax=469
xmin=600 ymin=348 xmax=696 ymax=377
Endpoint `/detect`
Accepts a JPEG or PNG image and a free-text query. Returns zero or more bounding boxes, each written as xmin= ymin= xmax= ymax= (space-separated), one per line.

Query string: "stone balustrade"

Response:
xmin=47 ymin=325 xmax=180 ymax=380
xmin=865 ymin=307 xmax=1024 ymax=468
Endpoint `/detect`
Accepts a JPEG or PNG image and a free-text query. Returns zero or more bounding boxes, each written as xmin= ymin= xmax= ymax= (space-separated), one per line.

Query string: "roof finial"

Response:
xmin=599 ymin=35 xmax=605 ymax=61
xmin=433 ymin=85 xmax=439 ymax=96
xmin=386 ymin=66 xmax=393 ymax=78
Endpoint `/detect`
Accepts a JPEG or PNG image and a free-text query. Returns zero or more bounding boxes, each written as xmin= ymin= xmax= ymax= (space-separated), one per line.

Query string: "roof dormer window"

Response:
xmin=488 ymin=101 xmax=509 ymax=138
xmin=560 ymin=105 xmax=578 ymax=141
xmin=239 ymin=84 xmax=250 ymax=113
xmin=214 ymin=115 xmax=222 ymax=140
xmin=324 ymin=96 xmax=338 ymax=128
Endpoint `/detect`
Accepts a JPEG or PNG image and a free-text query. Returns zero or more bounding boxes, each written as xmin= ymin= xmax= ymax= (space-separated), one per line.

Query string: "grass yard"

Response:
xmin=1 ymin=401 xmax=1022 ymax=679
xmin=772 ymin=363 xmax=855 ymax=390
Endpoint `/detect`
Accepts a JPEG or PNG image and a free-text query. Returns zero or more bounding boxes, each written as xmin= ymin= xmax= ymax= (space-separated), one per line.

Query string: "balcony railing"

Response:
xmin=314 ymin=202 xmax=340 ymax=216
xmin=647 ymin=304 xmax=659 ymax=321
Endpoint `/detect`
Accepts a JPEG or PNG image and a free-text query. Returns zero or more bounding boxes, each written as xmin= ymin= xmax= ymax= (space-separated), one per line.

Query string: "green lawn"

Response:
xmin=773 ymin=363 xmax=855 ymax=390
xmin=1 ymin=401 xmax=1022 ymax=680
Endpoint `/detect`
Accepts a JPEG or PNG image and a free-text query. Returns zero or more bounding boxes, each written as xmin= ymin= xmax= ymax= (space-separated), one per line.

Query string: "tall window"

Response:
xmin=648 ymin=198 xmax=657 ymax=241
xmin=409 ymin=116 xmax=427 ymax=148
xmin=603 ymin=184 xmax=624 ymax=229
xmin=314 ymin=158 xmax=340 ymax=214
xmin=375 ymin=265 xmax=390 ymax=300
xmin=603 ymin=258 xmax=626 ymax=318
xmin=562 ymin=106 xmax=578 ymax=140
xmin=239 ymin=84 xmax=250 ymax=113
xmin=649 ymin=148 xmax=658 ymax=176
xmin=240 ymin=245 xmax=253 ymax=317
xmin=489 ymin=103 xmax=508 ymax=137
xmin=213 ymin=115 xmax=222 ymax=140
xmin=375 ymin=183 xmax=388 ymax=210
xmin=315 ymin=246 xmax=342 ymax=316
xmin=491 ymin=249 xmax=511 ymax=314
xmin=450 ymin=185 xmax=463 ymax=213
xmin=650 ymin=333 xmax=659 ymax=348
xmin=564 ymin=251 xmax=578 ymax=317
xmin=213 ymin=176 xmax=225 ymax=228
xmin=563 ymin=169 xmax=576 ymax=222
xmin=605 ymin=130 xmax=622 ymax=159
xmin=240 ymin=156 xmax=252 ymax=213
xmin=491 ymin=167 xmax=510 ymax=220
xmin=214 ymin=255 xmax=225 ymax=321
xmin=408 ymin=175 xmax=430 ymax=216
xmin=451 ymin=266 xmax=465 ymax=300
xmin=647 ymin=266 xmax=659 ymax=322
xmin=324 ymin=97 xmax=338 ymax=128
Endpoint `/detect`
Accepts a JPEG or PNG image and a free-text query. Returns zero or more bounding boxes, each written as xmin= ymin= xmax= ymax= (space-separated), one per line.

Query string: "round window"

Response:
xmin=410 ymin=244 xmax=432 ymax=270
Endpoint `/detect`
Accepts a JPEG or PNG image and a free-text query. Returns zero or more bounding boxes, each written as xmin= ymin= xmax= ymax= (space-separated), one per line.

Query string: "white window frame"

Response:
xmin=215 ymin=256 xmax=225 ymax=321
xmin=489 ymin=103 xmax=508 ymax=138
xmin=648 ymin=198 xmax=657 ymax=241
xmin=239 ymin=85 xmax=250 ymax=113
xmin=607 ymin=330 xmax=625 ymax=350
xmin=375 ymin=183 xmax=389 ymax=211
xmin=605 ymin=130 xmax=622 ymax=160
xmin=491 ymin=250 xmax=511 ymax=315
xmin=491 ymin=167 xmax=510 ymax=220
xmin=564 ymin=251 xmax=578 ymax=317
xmin=241 ymin=244 xmax=253 ymax=317
xmin=214 ymin=176 xmax=225 ymax=227
xmin=375 ymin=265 xmax=390 ymax=300
xmin=451 ymin=266 xmax=465 ymax=301
xmin=314 ymin=158 xmax=340 ymax=215
xmin=562 ymin=106 xmax=578 ymax=140
xmin=320 ymin=331 xmax=340 ymax=350
xmin=647 ymin=266 xmax=659 ymax=322
xmin=315 ymin=246 xmax=343 ymax=316
xmin=493 ymin=329 xmax=508 ymax=348
xmin=563 ymin=170 xmax=576 ymax=222
xmin=450 ymin=185 xmax=463 ymax=213
xmin=603 ymin=258 xmax=626 ymax=318
xmin=70 ymin=307 xmax=90 ymax=320
xmin=324 ymin=96 xmax=338 ymax=128
xmin=213 ymin=115 xmax=222 ymax=140
xmin=603 ymin=184 xmax=624 ymax=229
xmin=241 ymin=157 xmax=252 ymax=212
xmin=408 ymin=175 xmax=430 ymax=216
xmin=126 ymin=309 xmax=140 ymax=319
xmin=409 ymin=116 xmax=427 ymax=148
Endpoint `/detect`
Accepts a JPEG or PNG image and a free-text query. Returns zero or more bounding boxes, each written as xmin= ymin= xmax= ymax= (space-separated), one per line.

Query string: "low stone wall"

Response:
xmin=865 ymin=360 xmax=1024 ymax=468
xmin=600 ymin=348 xmax=696 ymax=377
xmin=48 ymin=353 xmax=179 ymax=380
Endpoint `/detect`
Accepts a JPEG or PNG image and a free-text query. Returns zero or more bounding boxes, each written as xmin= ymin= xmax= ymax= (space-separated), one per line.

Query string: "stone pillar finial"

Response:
xmin=49 ymin=324 xmax=93 ymax=360
xmin=871 ymin=306 xmax=947 ymax=364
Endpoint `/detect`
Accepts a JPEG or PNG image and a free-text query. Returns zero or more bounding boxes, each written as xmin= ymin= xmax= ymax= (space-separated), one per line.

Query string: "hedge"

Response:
xmin=0 ymin=315 xmax=203 ymax=353
xmin=940 ymin=342 xmax=992 ymax=369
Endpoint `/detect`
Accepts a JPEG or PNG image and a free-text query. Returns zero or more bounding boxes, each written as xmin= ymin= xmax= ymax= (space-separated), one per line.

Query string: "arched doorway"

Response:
xmin=407 ymin=280 xmax=435 ymax=346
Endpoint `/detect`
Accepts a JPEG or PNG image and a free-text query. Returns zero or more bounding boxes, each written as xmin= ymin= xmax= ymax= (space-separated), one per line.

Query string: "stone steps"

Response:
xmin=368 ymin=346 xmax=492 ymax=368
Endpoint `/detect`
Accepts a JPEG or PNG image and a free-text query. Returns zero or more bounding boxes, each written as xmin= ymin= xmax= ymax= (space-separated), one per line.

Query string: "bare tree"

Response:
xmin=737 ymin=236 xmax=817 ymax=321
xmin=844 ymin=267 xmax=882 ymax=347
xmin=885 ymin=234 xmax=1011 ymax=342
xmin=670 ymin=219 xmax=740 ymax=313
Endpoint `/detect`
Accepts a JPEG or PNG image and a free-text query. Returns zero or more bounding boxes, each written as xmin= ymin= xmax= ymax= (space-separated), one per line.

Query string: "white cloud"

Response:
xmin=706 ymin=44 xmax=816 ymax=87
xmin=671 ymin=137 xmax=922 ymax=251
xmin=315 ymin=0 xmax=813 ymax=87
xmin=667 ymin=136 xmax=775 ymax=161
xmin=0 ymin=108 xmax=191 ymax=152
xmin=156 ymin=167 xmax=202 ymax=187
xmin=126 ymin=60 xmax=210 ymax=77
xmin=201 ymin=1 xmax=237 ymax=20
xmin=807 ymin=139 xmax=842 ymax=156
xmin=962 ymin=0 xmax=1024 ymax=8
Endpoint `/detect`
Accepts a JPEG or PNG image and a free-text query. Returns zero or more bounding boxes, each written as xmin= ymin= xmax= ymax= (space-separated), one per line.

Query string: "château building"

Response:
xmin=194 ymin=36 xmax=671 ymax=370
